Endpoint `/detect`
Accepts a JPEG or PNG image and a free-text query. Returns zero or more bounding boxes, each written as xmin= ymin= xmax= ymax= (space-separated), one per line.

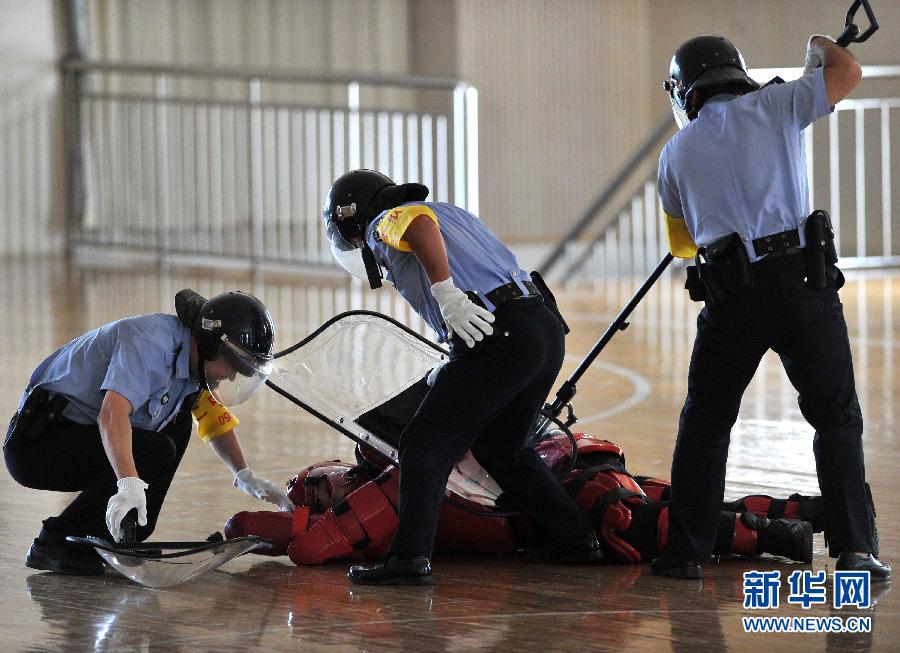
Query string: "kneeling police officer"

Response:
xmin=4 ymin=290 xmax=293 ymax=575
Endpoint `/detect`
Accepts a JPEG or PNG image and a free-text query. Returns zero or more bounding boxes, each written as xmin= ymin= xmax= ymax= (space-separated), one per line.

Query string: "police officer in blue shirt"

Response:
xmin=4 ymin=290 xmax=292 ymax=575
xmin=652 ymin=35 xmax=889 ymax=581
xmin=323 ymin=170 xmax=602 ymax=584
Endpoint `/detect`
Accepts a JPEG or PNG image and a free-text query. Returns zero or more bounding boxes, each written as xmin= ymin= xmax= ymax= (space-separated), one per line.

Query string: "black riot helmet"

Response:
xmin=663 ymin=35 xmax=760 ymax=128
xmin=323 ymin=169 xmax=397 ymax=250
xmin=323 ymin=169 xmax=429 ymax=289
xmin=175 ymin=289 xmax=275 ymax=405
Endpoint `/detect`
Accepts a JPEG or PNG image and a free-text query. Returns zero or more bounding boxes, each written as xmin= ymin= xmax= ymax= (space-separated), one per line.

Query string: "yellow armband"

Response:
xmin=191 ymin=389 xmax=239 ymax=442
xmin=375 ymin=205 xmax=439 ymax=251
xmin=664 ymin=210 xmax=699 ymax=259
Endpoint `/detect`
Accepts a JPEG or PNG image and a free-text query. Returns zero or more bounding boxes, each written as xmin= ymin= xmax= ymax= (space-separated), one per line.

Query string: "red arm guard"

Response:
xmin=224 ymin=510 xmax=293 ymax=556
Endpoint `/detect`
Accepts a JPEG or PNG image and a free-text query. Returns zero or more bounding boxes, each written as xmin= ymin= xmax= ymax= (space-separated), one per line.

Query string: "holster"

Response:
xmin=530 ymin=271 xmax=570 ymax=335
xmin=684 ymin=265 xmax=706 ymax=302
xmin=3 ymin=387 xmax=69 ymax=452
xmin=693 ymin=233 xmax=752 ymax=304
xmin=804 ymin=210 xmax=838 ymax=289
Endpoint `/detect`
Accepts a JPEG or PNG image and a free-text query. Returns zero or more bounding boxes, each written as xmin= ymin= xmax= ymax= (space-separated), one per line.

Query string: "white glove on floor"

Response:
xmin=803 ymin=34 xmax=834 ymax=76
xmin=234 ymin=468 xmax=295 ymax=511
xmin=106 ymin=477 xmax=148 ymax=542
xmin=431 ymin=278 xmax=495 ymax=348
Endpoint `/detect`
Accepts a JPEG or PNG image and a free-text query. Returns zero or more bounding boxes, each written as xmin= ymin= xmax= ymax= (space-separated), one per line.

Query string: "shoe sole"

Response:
xmin=523 ymin=549 xmax=606 ymax=565
xmin=350 ymin=575 xmax=434 ymax=586
xmin=26 ymin=556 xmax=105 ymax=576
xmin=835 ymin=558 xmax=892 ymax=583
xmin=800 ymin=522 xmax=813 ymax=564
xmin=652 ymin=565 xmax=702 ymax=579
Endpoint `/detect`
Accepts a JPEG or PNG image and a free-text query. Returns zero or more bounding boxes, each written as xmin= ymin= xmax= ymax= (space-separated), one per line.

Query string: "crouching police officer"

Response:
xmin=323 ymin=170 xmax=602 ymax=585
xmin=4 ymin=290 xmax=293 ymax=575
xmin=652 ymin=34 xmax=889 ymax=581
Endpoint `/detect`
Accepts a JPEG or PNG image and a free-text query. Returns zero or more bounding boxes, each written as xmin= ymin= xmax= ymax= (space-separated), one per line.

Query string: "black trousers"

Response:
xmin=665 ymin=255 xmax=875 ymax=562
xmin=4 ymin=401 xmax=193 ymax=543
xmin=390 ymin=299 xmax=592 ymax=557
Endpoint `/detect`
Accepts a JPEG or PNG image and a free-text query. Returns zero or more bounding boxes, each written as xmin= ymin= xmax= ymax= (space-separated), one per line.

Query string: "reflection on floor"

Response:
xmin=1 ymin=259 xmax=897 ymax=652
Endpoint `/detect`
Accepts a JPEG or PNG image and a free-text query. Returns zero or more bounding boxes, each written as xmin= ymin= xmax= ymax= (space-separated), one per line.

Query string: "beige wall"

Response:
xmin=2 ymin=0 xmax=898 ymax=256
xmin=0 ymin=0 xmax=66 ymax=256
xmin=455 ymin=0 xmax=900 ymax=242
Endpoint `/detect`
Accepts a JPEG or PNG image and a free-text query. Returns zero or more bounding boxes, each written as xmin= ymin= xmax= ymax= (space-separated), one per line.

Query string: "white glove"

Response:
xmin=430 ymin=278 xmax=495 ymax=348
xmin=105 ymin=477 xmax=148 ymax=543
xmin=803 ymin=34 xmax=834 ymax=76
xmin=234 ymin=468 xmax=294 ymax=511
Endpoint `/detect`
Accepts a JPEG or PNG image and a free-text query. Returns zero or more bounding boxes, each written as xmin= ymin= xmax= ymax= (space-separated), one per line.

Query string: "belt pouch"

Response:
xmin=804 ymin=210 xmax=838 ymax=289
xmin=530 ymin=271 xmax=570 ymax=334
xmin=698 ymin=233 xmax=752 ymax=303
xmin=4 ymin=387 xmax=64 ymax=451
xmin=684 ymin=265 xmax=707 ymax=302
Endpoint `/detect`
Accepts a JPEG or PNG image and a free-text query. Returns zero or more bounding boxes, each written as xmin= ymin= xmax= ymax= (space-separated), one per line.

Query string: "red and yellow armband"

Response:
xmin=191 ymin=389 xmax=239 ymax=442
xmin=375 ymin=204 xmax=439 ymax=251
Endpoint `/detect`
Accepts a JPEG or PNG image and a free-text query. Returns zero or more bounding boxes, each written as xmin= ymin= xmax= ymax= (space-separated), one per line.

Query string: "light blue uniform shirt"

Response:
xmin=365 ymin=201 xmax=533 ymax=342
xmin=18 ymin=314 xmax=199 ymax=432
xmin=658 ymin=68 xmax=832 ymax=262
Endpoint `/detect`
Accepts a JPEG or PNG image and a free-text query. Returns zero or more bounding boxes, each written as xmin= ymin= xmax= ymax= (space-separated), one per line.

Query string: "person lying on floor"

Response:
xmin=225 ymin=428 xmax=841 ymax=569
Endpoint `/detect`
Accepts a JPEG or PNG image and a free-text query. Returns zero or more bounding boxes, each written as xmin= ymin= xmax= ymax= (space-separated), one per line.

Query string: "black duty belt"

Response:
xmin=752 ymin=229 xmax=802 ymax=258
xmin=484 ymin=280 xmax=541 ymax=307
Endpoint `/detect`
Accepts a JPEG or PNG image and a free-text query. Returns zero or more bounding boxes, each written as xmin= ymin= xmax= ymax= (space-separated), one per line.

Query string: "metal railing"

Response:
xmin=550 ymin=66 xmax=900 ymax=282
xmin=61 ymin=59 xmax=478 ymax=270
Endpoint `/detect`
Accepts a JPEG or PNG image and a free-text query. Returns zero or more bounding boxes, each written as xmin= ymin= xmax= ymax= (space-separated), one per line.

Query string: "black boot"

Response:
xmin=26 ymin=539 xmax=105 ymax=576
xmin=754 ymin=515 xmax=813 ymax=564
xmin=788 ymin=493 xmax=825 ymax=533
xmin=348 ymin=555 xmax=433 ymax=586
xmin=836 ymin=552 xmax=891 ymax=582
xmin=650 ymin=554 xmax=702 ymax=579
xmin=523 ymin=530 xmax=604 ymax=565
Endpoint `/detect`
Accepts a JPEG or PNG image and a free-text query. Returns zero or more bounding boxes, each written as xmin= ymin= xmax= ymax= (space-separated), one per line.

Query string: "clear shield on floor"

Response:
xmin=66 ymin=535 xmax=271 ymax=588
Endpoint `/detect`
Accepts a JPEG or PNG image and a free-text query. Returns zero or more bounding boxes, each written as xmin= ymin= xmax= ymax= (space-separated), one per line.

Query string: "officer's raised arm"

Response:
xmin=806 ymin=35 xmax=862 ymax=106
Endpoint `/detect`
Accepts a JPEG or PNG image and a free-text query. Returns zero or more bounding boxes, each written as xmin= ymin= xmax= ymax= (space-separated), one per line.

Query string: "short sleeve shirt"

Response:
xmin=19 ymin=314 xmax=199 ymax=432
xmin=657 ymin=68 xmax=832 ymax=261
xmin=365 ymin=202 xmax=532 ymax=342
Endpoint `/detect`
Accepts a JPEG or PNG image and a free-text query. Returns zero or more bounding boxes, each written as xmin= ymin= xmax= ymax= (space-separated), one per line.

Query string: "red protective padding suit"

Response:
xmin=225 ymin=432 xmax=815 ymax=564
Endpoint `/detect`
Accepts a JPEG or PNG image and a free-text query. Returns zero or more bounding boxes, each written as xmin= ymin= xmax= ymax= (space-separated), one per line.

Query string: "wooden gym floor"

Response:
xmin=0 ymin=258 xmax=897 ymax=652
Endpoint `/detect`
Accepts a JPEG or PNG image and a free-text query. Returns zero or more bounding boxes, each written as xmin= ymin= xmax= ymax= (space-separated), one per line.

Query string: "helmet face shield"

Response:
xmin=205 ymin=339 xmax=273 ymax=406
xmin=669 ymin=95 xmax=691 ymax=129
xmin=330 ymin=241 xmax=369 ymax=280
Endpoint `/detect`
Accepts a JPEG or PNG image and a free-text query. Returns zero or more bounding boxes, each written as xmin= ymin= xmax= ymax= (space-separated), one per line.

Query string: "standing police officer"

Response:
xmin=323 ymin=170 xmax=602 ymax=585
xmin=652 ymin=34 xmax=889 ymax=581
xmin=4 ymin=290 xmax=292 ymax=575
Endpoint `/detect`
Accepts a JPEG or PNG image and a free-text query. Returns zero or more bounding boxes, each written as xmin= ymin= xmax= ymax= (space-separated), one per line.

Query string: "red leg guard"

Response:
xmin=728 ymin=513 xmax=760 ymax=557
xmin=288 ymin=511 xmax=356 ymax=565
xmin=726 ymin=494 xmax=802 ymax=520
xmin=224 ymin=510 xmax=293 ymax=556
xmin=635 ymin=477 xmax=671 ymax=502
xmin=656 ymin=506 xmax=669 ymax=552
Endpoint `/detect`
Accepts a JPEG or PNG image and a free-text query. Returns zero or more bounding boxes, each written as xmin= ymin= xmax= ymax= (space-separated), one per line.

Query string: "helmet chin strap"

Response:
xmin=361 ymin=241 xmax=383 ymax=289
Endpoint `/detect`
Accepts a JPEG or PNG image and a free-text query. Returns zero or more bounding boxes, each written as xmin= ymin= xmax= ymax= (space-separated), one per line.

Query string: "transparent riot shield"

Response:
xmin=268 ymin=310 xmax=506 ymax=512
xmin=66 ymin=535 xmax=271 ymax=589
